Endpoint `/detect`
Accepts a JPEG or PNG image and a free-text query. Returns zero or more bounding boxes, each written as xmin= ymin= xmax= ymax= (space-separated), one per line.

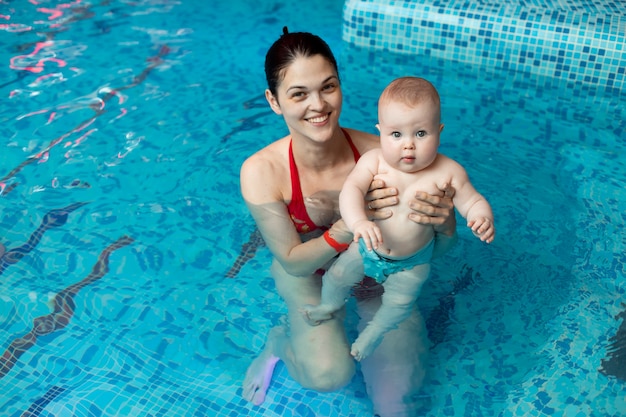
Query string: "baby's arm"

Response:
xmin=459 ymin=192 xmax=495 ymax=243
xmin=446 ymin=159 xmax=495 ymax=243
xmin=340 ymin=151 xmax=383 ymax=249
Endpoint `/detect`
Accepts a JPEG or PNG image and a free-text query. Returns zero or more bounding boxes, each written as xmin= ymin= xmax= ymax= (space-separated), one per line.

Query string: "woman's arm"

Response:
xmin=240 ymin=154 xmax=351 ymax=277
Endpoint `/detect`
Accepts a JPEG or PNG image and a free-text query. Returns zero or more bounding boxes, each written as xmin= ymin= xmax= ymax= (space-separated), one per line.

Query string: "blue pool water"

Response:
xmin=0 ymin=1 xmax=624 ymax=416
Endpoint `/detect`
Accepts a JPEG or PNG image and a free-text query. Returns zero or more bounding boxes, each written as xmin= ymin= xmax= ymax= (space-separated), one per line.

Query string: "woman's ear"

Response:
xmin=439 ymin=123 xmax=445 ymax=133
xmin=265 ymin=89 xmax=282 ymax=115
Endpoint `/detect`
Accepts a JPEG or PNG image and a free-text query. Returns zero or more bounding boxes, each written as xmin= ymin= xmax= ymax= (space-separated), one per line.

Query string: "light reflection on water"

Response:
xmin=0 ymin=1 xmax=624 ymax=416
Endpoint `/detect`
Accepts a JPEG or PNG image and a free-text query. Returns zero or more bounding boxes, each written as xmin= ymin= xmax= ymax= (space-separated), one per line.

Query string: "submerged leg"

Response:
xmin=242 ymin=324 xmax=286 ymax=405
xmin=300 ymin=244 xmax=363 ymax=326
xmin=352 ymin=264 xmax=430 ymax=361
xmin=358 ymin=296 xmax=430 ymax=417
xmin=299 ymin=303 xmax=335 ymax=326
xmin=242 ymin=261 xmax=355 ymax=405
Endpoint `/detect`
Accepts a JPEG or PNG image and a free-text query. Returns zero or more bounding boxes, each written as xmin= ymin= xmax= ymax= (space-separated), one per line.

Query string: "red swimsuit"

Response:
xmin=286 ymin=129 xmax=360 ymax=234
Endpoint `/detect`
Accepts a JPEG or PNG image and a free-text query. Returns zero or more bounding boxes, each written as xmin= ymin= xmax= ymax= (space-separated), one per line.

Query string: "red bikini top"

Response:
xmin=286 ymin=129 xmax=360 ymax=234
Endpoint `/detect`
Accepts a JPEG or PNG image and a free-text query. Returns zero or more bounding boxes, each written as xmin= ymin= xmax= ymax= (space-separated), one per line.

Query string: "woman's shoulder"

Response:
xmin=242 ymin=136 xmax=289 ymax=171
xmin=240 ymin=136 xmax=290 ymax=202
xmin=343 ymin=127 xmax=379 ymax=154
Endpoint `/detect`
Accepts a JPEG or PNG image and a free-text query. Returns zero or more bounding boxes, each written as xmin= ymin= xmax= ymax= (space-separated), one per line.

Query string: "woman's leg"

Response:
xmin=242 ymin=260 xmax=355 ymax=405
xmin=356 ymin=268 xmax=431 ymax=417
xmin=300 ymin=244 xmax=364 ymax=325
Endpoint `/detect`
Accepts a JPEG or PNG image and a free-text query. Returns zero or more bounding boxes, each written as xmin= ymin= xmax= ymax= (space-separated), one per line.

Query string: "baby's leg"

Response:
xmin=300 ymin=244 xmax=363 ymax=325
xmin=351 ymin=263 xmax=430 ymax=361
xmin=358 ymin=297 xmax=429 ymax=417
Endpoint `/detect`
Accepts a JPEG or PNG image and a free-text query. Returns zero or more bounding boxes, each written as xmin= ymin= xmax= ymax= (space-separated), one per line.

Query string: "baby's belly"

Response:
xmin=376 ymin=217 xmax=434 ymax=258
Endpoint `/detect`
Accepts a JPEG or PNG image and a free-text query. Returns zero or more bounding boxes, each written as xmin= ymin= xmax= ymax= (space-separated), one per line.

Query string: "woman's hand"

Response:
xmin=364 ymin=179 xmax=397 ymax=220
xmin=408 ymin=183 xmax=456 ymax=235
xmin=366 ymin=180 xmax=457 ymax=234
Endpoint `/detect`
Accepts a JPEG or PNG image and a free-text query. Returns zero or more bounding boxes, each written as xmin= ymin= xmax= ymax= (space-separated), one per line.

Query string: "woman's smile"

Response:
xmin=306 ymin=113 xmax=330 ymax=125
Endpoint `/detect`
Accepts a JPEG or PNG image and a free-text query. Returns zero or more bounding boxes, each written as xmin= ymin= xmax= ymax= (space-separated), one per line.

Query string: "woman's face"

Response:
xmin=266 ymin=54 xmax=343 ymax=143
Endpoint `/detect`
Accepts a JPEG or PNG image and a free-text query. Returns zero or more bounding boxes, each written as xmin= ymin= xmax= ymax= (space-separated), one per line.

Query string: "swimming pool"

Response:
xmin=0 ymin=0 xmax=624 ymax=416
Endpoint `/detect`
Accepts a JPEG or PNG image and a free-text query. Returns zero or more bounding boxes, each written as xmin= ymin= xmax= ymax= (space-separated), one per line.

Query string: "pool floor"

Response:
xmin=0 ymin=0 xmax=625 ymax=416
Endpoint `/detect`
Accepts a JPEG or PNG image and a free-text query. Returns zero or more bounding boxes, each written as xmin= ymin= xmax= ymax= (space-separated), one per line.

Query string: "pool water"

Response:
xmin=0 ymin=1 xmax=624 ymax=416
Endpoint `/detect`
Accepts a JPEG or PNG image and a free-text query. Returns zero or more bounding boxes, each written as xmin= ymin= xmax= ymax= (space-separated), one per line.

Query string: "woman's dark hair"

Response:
xmin=265 ymin=26 xmax=339 ymax=96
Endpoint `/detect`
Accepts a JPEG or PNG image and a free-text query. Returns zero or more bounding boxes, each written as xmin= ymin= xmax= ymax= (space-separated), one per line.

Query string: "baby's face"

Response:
xmin=377 ymin=99 xmax=442 ymax=173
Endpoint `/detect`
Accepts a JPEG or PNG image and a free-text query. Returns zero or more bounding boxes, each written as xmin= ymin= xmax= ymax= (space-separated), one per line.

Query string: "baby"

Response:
xmin=301 ymin=77 xmax=495 ymax=361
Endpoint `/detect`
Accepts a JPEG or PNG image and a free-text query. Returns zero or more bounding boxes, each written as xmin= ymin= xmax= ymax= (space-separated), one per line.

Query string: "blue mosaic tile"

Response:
xmin=343 ymin=0 xmax=625 ymax=91
xmin=0 ymin=1 xmax=624 ymax=416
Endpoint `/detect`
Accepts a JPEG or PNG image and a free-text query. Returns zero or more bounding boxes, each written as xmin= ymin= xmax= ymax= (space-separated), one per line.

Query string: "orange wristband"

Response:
xmin=323 ymin=230 xmax=350 ymax=253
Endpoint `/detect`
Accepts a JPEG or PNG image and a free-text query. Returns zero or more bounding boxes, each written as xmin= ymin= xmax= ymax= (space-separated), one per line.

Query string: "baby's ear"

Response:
xmin=375 ymin=123 xmax=381 ymax=132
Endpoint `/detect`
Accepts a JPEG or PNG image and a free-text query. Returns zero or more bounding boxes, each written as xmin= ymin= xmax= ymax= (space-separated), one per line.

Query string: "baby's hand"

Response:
xmin=352 ymin=220 xmax=382 ymax=250
xmin=468 ymin=217 xmax=495 ymax=243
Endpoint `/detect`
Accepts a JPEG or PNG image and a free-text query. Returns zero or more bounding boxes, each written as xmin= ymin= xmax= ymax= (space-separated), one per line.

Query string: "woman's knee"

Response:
xmin=297 ymin=354 xmax=355 ymax=392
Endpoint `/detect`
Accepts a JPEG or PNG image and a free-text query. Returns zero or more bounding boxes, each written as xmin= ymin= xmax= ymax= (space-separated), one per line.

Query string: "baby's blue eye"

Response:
xmin=416 ymin=130 xmax=426 ymax=137
xmin=392 ymin=132 xmax=401 ymax=138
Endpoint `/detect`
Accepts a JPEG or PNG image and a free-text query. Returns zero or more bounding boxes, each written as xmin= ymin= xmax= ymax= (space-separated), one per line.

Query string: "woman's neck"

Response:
xmin=290 ymin=129 xmax=350 ymax=171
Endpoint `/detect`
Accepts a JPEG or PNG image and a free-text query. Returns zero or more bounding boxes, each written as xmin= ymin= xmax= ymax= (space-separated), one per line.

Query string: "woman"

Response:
xmin=240 ymin=28 xmax=457 ymax=417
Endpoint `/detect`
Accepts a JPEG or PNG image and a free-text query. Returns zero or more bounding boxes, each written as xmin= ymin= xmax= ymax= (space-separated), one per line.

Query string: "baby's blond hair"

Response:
xmin=379 ymin=77 xmax=441 ymax=121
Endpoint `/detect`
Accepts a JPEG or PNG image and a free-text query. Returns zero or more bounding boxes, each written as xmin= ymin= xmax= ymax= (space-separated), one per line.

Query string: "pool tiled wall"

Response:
xmin=343 ymin=0 xmax=625 ymax=91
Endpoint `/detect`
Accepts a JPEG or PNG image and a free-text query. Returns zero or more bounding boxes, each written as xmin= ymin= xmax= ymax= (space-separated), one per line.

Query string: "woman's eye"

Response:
xmin=322 ymin=83 xmax=336 ymax=91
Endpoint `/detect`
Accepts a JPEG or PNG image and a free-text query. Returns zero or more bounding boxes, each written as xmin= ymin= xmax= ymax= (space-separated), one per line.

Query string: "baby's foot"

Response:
xmin=299 ymin=304 xmax=334 ymax=326
xmin=241 ymin=326 xmax=284 ymax=405
xmin=351 ymin=329 xmax=384 ymax=361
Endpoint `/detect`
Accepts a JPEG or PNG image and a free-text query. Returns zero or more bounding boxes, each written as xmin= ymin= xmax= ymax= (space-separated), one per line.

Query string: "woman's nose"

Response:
xmin=309 ymin=93 xmax=324 ymax=109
